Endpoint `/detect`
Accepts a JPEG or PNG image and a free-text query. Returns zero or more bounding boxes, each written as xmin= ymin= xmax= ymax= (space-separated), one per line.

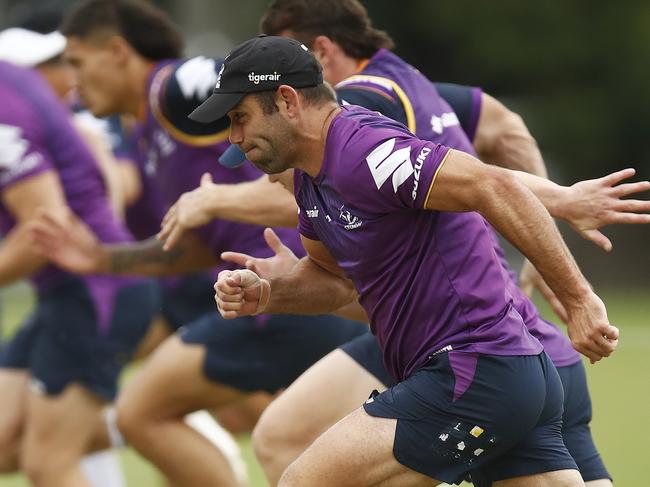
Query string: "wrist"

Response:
xmin=547 ymin=184 xmax=572 ymax=220
xmin=207 ymin=184 xmax=224 ymax=219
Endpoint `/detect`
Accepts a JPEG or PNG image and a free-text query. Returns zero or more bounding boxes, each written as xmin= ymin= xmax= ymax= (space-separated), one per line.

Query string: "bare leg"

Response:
xmin=279 ymin=407 xmax=441 ymax=487
xmin=494 ymin=470 xmax=584 ymax=486
xmin=20 ymin=383 xmax=104 ymax=487
xmin=116 ymin=335 xmax=246 ymax=487
xmin=0 ymin=370 xmax=29 ymax=472
xmin=253 ymin=349 xmax=386 ymax=485
xmin=585 ymin=480 xmax=612 ymax=487
xmin=216 ymin=391 xmax=274 ymax=435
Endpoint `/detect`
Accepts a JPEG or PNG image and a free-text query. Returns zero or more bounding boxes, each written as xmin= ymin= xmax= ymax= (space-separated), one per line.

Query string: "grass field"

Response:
xmin=0 ymin=283 xmax=648 ymax=486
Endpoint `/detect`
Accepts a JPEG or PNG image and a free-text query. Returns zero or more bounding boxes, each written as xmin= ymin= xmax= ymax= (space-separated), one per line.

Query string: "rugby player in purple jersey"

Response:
xmin=0 ymin=34 xmax=158 ymax=487
xmin=205 ymin=35 xmax=621 ymax=486
xmin=27 ymin=1 xmax=367 ymax=486
xmin=243 ymin=3 xmax=635 ymax=486
xmin=159 ymin=2 xmax=650 ymax=485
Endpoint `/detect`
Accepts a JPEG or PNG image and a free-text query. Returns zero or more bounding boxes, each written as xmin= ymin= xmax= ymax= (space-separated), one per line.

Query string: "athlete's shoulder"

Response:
xmin=326 ymin=106 xmax=417 ymax=200
xmin=149 ymin=56 xmax=230 ymax=146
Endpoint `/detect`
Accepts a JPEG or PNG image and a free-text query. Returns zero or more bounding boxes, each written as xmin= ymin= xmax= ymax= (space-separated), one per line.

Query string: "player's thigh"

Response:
xmin=21 ymin=383 xmax=105 ymax=467
xmin=130 ymin=315 xmax=174 ymax=361
xmin=280 ymin=407 xmax=441 ymax=487
xmin=0 ymin=370 xmax=29 ymax=449
xmin=117 ymin=333 xmax=247 ymax=421
xmin=255 ymin=348 xmax=386 ymax=447
xmin=493 ymin=469 xmax=584 ymax=486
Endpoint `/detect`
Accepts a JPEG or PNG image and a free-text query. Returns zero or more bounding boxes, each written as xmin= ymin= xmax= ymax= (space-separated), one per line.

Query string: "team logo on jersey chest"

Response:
xmin=339 ymin=204 xmax=362 ymax=230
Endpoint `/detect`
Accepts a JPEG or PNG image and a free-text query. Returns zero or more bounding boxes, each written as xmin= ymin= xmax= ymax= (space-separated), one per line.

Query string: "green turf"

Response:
xmin=1 ymin=284 xmax=648 ymax=486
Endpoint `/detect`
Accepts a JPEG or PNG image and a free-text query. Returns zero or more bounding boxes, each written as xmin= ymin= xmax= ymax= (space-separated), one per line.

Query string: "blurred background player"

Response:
xmin=0 ymin=26 xmax=159 ymax=487
xmin=28 ymin=1 xmax=367 ymax=485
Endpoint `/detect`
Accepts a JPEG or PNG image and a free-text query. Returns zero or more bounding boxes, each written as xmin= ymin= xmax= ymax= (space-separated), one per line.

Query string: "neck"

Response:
xmin=328 ymin=55 xmax=367 ymax=86
xmin=294 ymin=102 xmax=341 ymax=178
xmin=122 ymin=56 xmax=156 ymax=119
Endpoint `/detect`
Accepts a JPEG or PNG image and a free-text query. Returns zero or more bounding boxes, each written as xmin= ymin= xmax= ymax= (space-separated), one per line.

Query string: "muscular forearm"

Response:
xmin=266 ymin=256 xmax=356 ymax=315
xmin=477 ymin=170 xmax=590 ymax=307
xmin=209 ymin=178 xmax=298 ymax=227
xmin=0 ymin=224 xmax=47 ymax=286
xmin=512 ymin=171 xmax=570 ymax=219
xmin=103 ymin=234 xmax=217 ymax=276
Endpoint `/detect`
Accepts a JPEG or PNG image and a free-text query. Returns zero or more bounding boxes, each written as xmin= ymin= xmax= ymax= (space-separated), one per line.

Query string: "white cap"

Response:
xmin=0 ymin=28 xmax=66 ymax=67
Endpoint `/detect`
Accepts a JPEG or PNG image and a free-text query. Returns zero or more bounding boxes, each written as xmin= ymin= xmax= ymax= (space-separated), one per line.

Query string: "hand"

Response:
xmin=519 ymin=259 xmax=569 ymax=323
xmin=158 ymin=173 xmax=218 ymax=250
xmin=565 ymin=291 xmax=619 ymax=364
xmin=28 ymin=208 xmax=105 ymax=274
xmin=214 ymin=269 xmax=270 ymax=319
xmin=221 ymin=228 xmax=298 ymax=280
xmin=563 ymin=168 xmax=650 ymax=251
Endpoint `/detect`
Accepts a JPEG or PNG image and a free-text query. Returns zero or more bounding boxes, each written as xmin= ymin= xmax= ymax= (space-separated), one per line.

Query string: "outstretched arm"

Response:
xmin=514 ymin=168 xmax=650 ymax=251
xmin=30 ymin=208 xmax=217 ymax=277
xmin=158 ymin=174 xmax=298 ymax=250
xmin=427 ymin=149 xmax=618 ymax=363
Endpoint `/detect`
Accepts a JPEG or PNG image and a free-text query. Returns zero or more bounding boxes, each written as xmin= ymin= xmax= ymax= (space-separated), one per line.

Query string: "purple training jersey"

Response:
xmin=136 ymin=58 xmax=304 ymax=267
xmin=0 ymin=61 xmax=139 ymax=331
xmin=295 ymin=106 xmax=542 ymax=382
xmin=335 ymin=49 xmax=579 ymax=368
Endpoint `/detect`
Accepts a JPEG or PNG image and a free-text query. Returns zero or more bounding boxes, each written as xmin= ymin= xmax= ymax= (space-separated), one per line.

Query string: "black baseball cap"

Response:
xmin=189 ymin=35 xmax=323 ymax=123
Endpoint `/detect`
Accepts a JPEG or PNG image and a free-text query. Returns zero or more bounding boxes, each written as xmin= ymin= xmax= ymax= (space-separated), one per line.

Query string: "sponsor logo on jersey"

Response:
xmin=306 ymin=206 xmax=319 ymax=218
xmin=365 ymin=138 xmax=413 ymax=193
xmin=430 ymin=112 xmax=460 ymax=135
xmin=412 ymin=146 xmax=431 ymax=200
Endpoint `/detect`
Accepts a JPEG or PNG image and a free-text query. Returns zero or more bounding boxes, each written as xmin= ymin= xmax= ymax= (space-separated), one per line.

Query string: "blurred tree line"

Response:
xmin=1 ymin=0 xmax=647 ymax=283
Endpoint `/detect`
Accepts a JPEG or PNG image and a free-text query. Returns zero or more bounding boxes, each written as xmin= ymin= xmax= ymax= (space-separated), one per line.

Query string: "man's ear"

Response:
xmin=106 ymin=35 xmax=132 ymax=66
xmin=311 ymin=35 xmax=335 ymax=67
xmin=276 ymin=85 xmax=301 ymax=117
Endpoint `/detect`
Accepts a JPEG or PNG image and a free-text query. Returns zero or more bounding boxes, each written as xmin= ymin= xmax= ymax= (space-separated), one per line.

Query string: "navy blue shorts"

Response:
xmin=364 ymin=352 xmax=577 ymax=485
xmin=159 ymin=273 xmax=216 ymax=331
xmin=558 ymin=360 xmax=611 ymax=482
xmin=340 ymin=331 xmax=396 ymax=388
xmin=179 ymin=312 xmax=367 ymax=393
xmin=1 ymin=278 xmax=158 ymax=401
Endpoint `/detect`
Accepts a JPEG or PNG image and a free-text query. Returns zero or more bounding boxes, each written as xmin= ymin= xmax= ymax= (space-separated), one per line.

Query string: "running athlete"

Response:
xmin=28 ymin=2 xmax=367 ymax=486
xmin=0 ymin=51 xmax=157 ymax=487
xmin=206 ymin=35 xmax=618 ymax=487
xmin=247 ymin=3 xmax=629 ymax=485
xmin=159 ymin=3 xmax=648 ymax=484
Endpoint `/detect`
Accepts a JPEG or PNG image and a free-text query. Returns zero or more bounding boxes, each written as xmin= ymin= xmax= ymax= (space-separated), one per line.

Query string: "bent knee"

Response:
xmin=252 ymin=409 xmax=312 ymax=467
xmin=115 ymin=394 xmax=153 ymax=446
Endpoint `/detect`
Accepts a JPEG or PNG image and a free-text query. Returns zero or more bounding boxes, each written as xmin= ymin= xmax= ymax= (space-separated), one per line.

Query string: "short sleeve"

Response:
xmin=434 ymin=83 xmax=482 ymax=141
xmin=337 ymin=121 xmax=452 ymax=213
